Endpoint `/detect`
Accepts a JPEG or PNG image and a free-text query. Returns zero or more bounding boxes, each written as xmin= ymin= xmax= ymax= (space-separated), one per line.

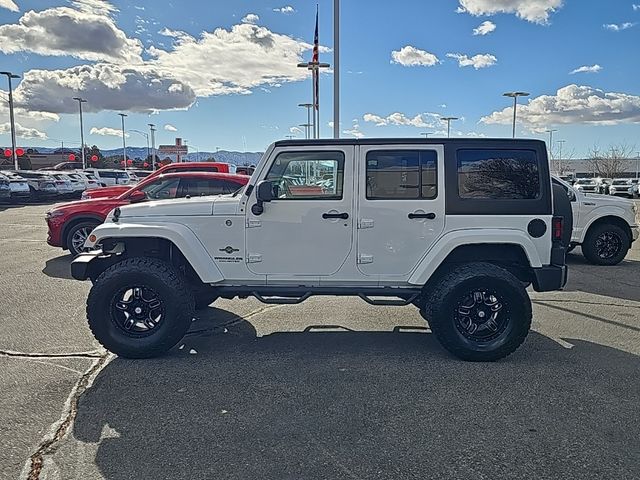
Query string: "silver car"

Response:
xmin=609 ymin=179 xmax=638 ymax=198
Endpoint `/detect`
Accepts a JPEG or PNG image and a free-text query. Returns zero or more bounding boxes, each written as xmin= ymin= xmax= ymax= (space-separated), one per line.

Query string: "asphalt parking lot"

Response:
xmin=1 ymin=202 xmax=639 ymax=480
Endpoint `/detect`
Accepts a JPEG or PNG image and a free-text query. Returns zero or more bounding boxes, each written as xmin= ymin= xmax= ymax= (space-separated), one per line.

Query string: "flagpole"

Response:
xmin=333 ymin=0 xmax=340 ymax=139
xmin=312 ymin=70 xmax=317 ymax=139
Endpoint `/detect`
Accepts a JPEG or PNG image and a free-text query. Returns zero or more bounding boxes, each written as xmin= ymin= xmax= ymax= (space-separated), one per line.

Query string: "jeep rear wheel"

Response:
xmin=422 ymin=263 xmax=531 ymax=362
xmin=87 ymin=257 xmax=195 ymax=358
xmin=582 ymin=223 xmax=629 ymax=266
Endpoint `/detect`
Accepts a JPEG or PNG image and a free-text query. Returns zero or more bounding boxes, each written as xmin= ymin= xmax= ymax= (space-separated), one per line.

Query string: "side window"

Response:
xmin=366 ymin=150 xmax=437 ymax=200
xmin=140 ymin=178 xmax=180 ymax=199
xmin=457 ymin=149 xmax=540 ymax=200
xmin=265 ymin=151 xmax=344 ymax=200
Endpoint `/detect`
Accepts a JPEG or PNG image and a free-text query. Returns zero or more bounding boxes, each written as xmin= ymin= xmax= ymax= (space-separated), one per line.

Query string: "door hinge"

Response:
xmin=357 ymin=254 xmax=374 ymax=264
xmin=247 ymin=254 xmax=262 ymax=263
xmin=247 ymin=219 xmax=262 ymax=228
xmin=358 ymin=218 xmax=374 ymax=229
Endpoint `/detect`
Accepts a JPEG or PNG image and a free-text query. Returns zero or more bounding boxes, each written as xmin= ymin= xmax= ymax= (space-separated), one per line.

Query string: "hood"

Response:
xmin=582 ymin=193 xmax=635 ymax=207
xmin=50 ymin=198 xmax=122 ymax=212
xmin=116 ymin=195 xmax=240 ymax=218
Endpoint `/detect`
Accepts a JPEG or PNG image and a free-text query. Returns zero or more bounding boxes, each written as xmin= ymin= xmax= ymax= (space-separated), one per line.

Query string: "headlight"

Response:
xmin=46 ymin=210 xmax=65 ymax=219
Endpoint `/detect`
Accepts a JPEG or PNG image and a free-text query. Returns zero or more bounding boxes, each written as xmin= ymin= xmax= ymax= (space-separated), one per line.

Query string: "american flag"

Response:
xmin=312 ymin=8 xmax=319 ymax=63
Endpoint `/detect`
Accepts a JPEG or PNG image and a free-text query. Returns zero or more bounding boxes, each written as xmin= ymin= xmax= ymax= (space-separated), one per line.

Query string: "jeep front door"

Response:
xmin=245 ymin=147 xmax=354 ymax=276
xmin=356 ymin=146 xmax=445 ymax=277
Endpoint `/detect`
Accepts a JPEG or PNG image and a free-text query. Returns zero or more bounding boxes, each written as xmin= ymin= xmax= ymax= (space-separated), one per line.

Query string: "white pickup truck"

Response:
xmin=553 ymin=177 xmax=638 ymax=265
xmin=71 ymin=139 xmax=569 ymax=362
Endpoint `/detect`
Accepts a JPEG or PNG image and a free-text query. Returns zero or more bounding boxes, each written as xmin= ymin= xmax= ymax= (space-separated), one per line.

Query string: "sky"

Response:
xmin=0 ymin=0 xmax=639 ymax=156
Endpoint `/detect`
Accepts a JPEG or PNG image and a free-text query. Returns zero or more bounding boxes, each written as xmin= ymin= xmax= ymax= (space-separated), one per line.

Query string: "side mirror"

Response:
xmin=567 ymin=188 xmax=576 ymax=202
xmin=256 ymin=180 xmax=275 ymax=202
xmin=252 ymin=180 xmax=275 ymax=216
xmin=128 ymin=190 xmax=146 ymax=203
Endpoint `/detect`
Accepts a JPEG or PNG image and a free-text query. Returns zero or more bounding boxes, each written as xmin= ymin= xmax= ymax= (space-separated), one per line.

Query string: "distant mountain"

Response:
xmin=10 ymin=146 xmax=264 ymax=166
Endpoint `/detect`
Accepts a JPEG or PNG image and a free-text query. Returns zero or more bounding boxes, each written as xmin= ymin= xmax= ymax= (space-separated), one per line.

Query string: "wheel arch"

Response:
xmin=409 ymin=232 xmax=541 ymax=288
xmin=86 ymin=223 xmax=224 ymax=284
xmin=584 ymin=215 xmax=633 ymax=244
xmin=62 ymin=214 xmax=105 ymax=249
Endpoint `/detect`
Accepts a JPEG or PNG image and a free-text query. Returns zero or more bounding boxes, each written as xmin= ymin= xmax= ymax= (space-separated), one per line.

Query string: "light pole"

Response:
xmin=333 ymin=0 xmax=340 ymax=139
xmin=0 ymin=71 xmax=20 ymax=169
xmin=285 ymin=135 xmax=295 ymax=140
xmin=72 ymin=97 xmax=87 ymax=169
xmin=298 ymin=103 xmax=314 ymax=139
xmin=557 ymin=140 xmax=566 ymax=175
xmin=148 ymin=124 xmax=156 ymax=171
xmin=420 ymin=132 xmax=433 ymax=138
xmin=297 ymin=61 xmax=330 ymax=139
xmin=545 ymin=129 xmax=558 ymax=160
xmin=441 ymin=117 xmax=459 ymax=138
xmin=635 ymin=151 xmax=639 ymax=180
xmin=129 ymin=129 xmax=149 ymax=165
xmin=503 ymin=91 xmax=530 ymax=138
xmin=118 ymin=113 xmax=127 ymax=167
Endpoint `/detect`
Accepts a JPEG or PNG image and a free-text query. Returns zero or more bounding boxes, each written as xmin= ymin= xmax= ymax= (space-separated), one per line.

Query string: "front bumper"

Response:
xmin=71 ymin=250 xmax=103 ymax=280
xmin=532 ymin=265 xmax=568 ymax=292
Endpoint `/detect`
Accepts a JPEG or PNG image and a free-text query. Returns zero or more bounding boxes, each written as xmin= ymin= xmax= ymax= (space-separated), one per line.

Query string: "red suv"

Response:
xmin=82 ymin=162 xmax=239 ymax=200
xmin=46 ymin=171 xmax=248 ymax=256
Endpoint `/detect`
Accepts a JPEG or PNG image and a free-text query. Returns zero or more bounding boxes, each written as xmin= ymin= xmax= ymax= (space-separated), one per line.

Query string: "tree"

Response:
xmin=587 ymin=144 xmax=634 ymax=178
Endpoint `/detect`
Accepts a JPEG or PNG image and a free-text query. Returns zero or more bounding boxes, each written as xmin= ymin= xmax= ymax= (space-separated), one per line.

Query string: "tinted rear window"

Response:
xmin=457 ymin=149 xmax=540 ymax=200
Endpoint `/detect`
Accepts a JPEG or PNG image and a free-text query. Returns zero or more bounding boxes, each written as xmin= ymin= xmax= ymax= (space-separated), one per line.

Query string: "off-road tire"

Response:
xmin=582 ymin=223 xmax=630 ymax=266
xmin=87 ymin=257 xmax=195 ymax=358
xmin=421 ymin=263 xmax=532 ymax=362
xmin=66 ymin=220 xmax=100 ymax=256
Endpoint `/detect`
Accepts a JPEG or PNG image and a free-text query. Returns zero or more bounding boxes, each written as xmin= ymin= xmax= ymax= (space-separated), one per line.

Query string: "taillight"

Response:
xmin=552 ymin=216 xmax=563 ymax=242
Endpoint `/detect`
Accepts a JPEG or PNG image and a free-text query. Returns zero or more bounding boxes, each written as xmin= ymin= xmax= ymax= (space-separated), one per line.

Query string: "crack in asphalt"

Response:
xmin=23 ymin=353 xmax=112 ymax=480
xmin=0 ymin=350 xmax=104 ymax=359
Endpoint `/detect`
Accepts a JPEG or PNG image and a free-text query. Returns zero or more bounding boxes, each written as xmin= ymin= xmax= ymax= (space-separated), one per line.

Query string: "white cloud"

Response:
xmin=447 ymin=52 xmax=497 ymax=69
xmin=570 ymin=64 xmax=602 ymax=74
xmin=164 ymin=123 xmax=177 ymax=132
xmin=363 ymin=112 xmax=440 ymax=128
xmin=633 ymin=4 xmax=640 ymax=11
xmin=71 ymin=0 xmax=118 ymax=16
xmin=603 ymin=22 xmax=636 ymax=31
xmin=343 ymin=124 xmax=364 ymax=138
xmin=148 ymin=23 xmax=318 ymax=97
xmin=0 ymin=122 xmax=47 ymax=139
xmin=480 ymin=84 xmax=640 ymax=132
xmin=241 ymin=13 xmax=259 ymax=24
xmin=14 ymin=64 xmax=196 ymax=114
xmin=473 ymin=20 xmax=496 ymax=35
xmin=391 ymin=46 xmax=440 ymax=67
xmin=457 ymin=0 xmax=563 ymax=24
xmin=0 ymin=4 xmax=142 ymax=62
xmin=0 ymin=0 xmax=19 ymax=12
xmin=273 ymin=6 xmax=295 ymax=14
xmin=90 ymin=126 xmax=129 ymax=138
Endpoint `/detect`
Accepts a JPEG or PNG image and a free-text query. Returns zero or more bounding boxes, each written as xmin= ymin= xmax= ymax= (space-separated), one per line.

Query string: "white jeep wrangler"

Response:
xmin=72 ymin=139 xmax=568 ymax=361
xmin=553 ymin=177 xmax=638 ymax=265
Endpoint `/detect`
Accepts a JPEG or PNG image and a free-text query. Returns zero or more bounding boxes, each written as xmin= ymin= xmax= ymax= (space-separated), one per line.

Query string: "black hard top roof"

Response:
xmin=274 ymin=138 xmax=546 ymax=148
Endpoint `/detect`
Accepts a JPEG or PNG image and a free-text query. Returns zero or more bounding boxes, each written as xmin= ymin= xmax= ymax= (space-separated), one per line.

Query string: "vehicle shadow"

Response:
xmin=565 ymin=251 xmax=640 ymax=302
xmin=60 ymin=314 xmax=639 ymax=480
xmin=42 ymin=254 xmax=74 ymax=280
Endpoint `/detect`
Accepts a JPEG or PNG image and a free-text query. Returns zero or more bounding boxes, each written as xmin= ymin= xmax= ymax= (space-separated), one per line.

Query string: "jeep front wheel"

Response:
xmin=422 ymin=263 xmax=532 ymax=362
xmin=87 ymin=257 xmax=195 ymax=358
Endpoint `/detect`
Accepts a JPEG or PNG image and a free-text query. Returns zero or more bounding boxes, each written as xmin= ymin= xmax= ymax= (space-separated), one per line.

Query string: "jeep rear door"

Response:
xmin=245 ymin=146 xmax=354 ymax=276
xmin=356 ymin=145 xmax=446 ymax=277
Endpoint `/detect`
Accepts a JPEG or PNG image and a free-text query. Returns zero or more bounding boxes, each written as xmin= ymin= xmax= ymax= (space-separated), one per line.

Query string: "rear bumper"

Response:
xmin=532 ymin=265 xmax=568 ymax=292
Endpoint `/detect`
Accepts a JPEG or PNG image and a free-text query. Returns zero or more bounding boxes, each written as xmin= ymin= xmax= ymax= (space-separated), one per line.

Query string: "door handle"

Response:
xmin=408 ymin=212 xmax=436 ymax=220
xmin=322 ymin=212 xmax=349 ymax=219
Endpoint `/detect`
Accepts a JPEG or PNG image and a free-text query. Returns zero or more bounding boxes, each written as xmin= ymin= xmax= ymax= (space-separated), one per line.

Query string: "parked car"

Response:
xmin=608 ymin=178 xmax=638 ymax=198
xmin=0 ymin=173 xmax=11 ymax=202
xmin=236 ymin=166 xmax=255 ymax=176
xmin=46 ymin=171 xmax=249 ymax=256
xmin=125 ymin=169 xmax=154 ymax=183
xmin=0 ymin=171 xmax=30 ymax=201
xmin=553 ymin=177 xmax=638 ymax=265
xmin=83 ymin=169 xmax=132 ymax=187
xmin=2 ymin=170 xmax=58 ymax=200
xmin=41 ymin=171 xmax=84 ymax=198
xmin=573 ymin=178 xmax=600 ymax=194
xmin=50 ymin=161 xmax=85 ymax=171
xmin=599 ymin=178 xmax=613 ymax=195
xmin=71 ymin=138 xmax=569 ymax=361
xmin=67 ymin=171 xmax=100 ymax=192
xmin=82 ymin=162 xmax=239 ymax=199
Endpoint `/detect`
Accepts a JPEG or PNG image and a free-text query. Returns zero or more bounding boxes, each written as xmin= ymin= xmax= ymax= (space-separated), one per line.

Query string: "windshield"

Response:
xmin=575 ymin=179 xmax=594 ymax=184
xmin=612 ymin=180 xmax=629 ymax=185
